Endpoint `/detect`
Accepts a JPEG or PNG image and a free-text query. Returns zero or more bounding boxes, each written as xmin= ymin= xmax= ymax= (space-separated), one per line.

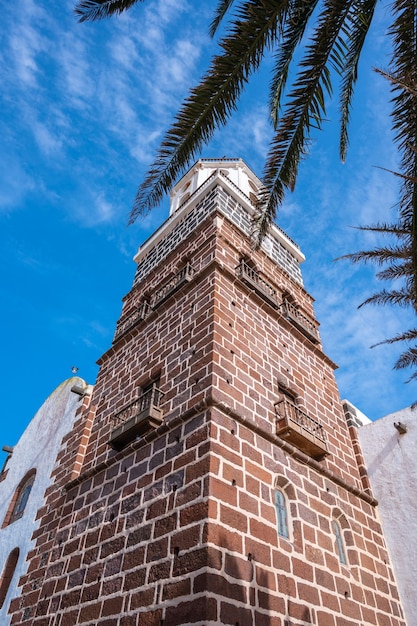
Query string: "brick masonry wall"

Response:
xmin=10 ymin=407 xmax=215 ymax=626
xmin=10 ymin=404 xmax=404 ymax=625
xmin=205 ymin=407 xmax=404 ymax=626
xmin=8 ymin=186 xmax=405 ymax=625
xmin=134 ymin=186 xmax=303 ymax=288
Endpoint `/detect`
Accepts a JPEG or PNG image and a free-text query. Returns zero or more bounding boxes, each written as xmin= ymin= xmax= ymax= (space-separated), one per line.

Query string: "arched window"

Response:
xmin=274 ymin=489 xmax=289 ymax=539
xmin=333 ymin=520 xmax=347 ymax=565
xmin=2 ymin=469 xmax=36 ymax=527
xmin=0 ymin=548 xmax=19 ymax=609
xmin=248 ymin=179 xmax=258 ymax=193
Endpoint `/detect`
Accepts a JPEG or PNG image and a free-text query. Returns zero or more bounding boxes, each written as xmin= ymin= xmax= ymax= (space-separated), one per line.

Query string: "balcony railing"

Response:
xmin=108 ymin=385 xmax=165 ymax=450
xmin=152 ymin=263 xmax=194 ymax=308
xmin=280 ymin=300 xmax=319 ymax=344
xmin=275 ymin=396 xmax=328 ymax=459
xmin=114 ymin=301 xmax=150 ymax=341
xmin=236 ymin=260 xmax=279 ymax=308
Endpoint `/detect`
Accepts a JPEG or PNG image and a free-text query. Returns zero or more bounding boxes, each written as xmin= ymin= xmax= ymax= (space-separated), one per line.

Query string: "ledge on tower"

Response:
xmin=108 ymin=384 xmax=165 ymax=451
xmin=275 ymin=396 xmax=328 ymax=460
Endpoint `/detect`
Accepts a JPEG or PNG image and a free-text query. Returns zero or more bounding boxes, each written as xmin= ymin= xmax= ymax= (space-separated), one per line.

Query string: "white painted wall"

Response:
xmin=0 ymin=377 xmax=89 ymax=624
xmin=359 ymin=406 xmax=417 ymax=626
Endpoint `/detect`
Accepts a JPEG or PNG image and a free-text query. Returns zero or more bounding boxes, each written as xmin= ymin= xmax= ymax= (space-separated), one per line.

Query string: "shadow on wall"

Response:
xmin=364 ymin=434 xmax=398 ymax=480
xmin=209 ymin=528 xmax=314 ymax=626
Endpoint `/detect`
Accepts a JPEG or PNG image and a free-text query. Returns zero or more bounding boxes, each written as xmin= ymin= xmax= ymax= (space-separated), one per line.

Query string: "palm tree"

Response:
xmin=75 ymin=0 xmax=417 ymax=378
xmin=342 ymin=156 xmax=417 ymax=384
xmin=343 ymin=217 xmax=417 ymax=381
xmin=75 ymin=4 xmax=416 ymax=220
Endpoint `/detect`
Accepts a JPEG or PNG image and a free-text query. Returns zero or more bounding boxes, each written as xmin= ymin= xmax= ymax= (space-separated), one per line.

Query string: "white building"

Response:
xmin=0 ymin=377 xmax=91 ymax=623
xmin=358 ymin=405 xmax=417 ymax=626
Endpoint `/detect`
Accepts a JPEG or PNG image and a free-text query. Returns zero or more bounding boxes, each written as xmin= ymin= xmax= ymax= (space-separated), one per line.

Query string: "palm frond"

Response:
xmin=375 ymin=67 xmax=417 ymax=96
xmin=339 ymin=0 xmax=377 ymax=161
xmin=371 ymin=328 xmax=417 ymax=347
xmin=341 ymin=245 xmax=411 ymax=265
xmin=269 ymin=0 xmax=320 ymax=129
xmin=388 ymin=0 xmax=417 ymax=309
xmin=130 ymin=0 xmax=287 ymax=223
xmin=254 ymin=0 xmax=364 ymax=243
xmin=394 ymin=346 xmax=417 ymax=370
xmin=375 ymin=164 xmax=417 ymax=184
xmin=351 ymin=221 xmax=411 ymax=236
xmin=209 ymin=0 xmax=236 ymax=38
xmin=75 ymin=0 xmax=142 ymax=22
xmin=358 ymin=288 xmax=413 ymax=308
xmin=376 ymin=262 xmax=412 ymax=281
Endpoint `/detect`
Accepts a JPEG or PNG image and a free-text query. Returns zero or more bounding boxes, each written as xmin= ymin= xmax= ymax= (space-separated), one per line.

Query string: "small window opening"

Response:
xmin=274 ymin=489 xmax=289 ymax=539
xmin=3 ymin=470 xmax=36 ymax=527
xmin=248 ymin=179 xmax=258 ymax=192
xmin=0 ymin=548 xmax=20 ymax=608
xmin=333 ymin=520 xmax=347 ymax=565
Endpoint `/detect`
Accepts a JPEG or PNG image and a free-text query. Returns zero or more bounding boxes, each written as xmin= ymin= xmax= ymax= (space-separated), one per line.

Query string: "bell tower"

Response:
xmin=10 ymin=159 xmax=405 ymax=626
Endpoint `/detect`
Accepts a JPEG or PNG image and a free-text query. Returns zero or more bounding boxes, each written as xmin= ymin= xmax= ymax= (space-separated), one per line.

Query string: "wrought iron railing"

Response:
xmin=152 ymin=263 xmax=194 ymax=308
xmin=236 ymin=260 xmax=279 ymax=308
xmin=275 ymin=396 xmax=326 ymax=443
xmin=109 ymin=384 xmax=165 ymax=450
xmin=280 ymin=300 xmax=319 ymax=343
xmin=112 ymin=385 xmax=164 ymax=428
xmin=275 ymin=395 xmax=328 ymax=459
xmin=114 ymin=301 xmax=150 ymax=341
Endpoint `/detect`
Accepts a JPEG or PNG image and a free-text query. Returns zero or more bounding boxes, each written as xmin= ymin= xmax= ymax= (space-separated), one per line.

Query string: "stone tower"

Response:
xmin=9 ymin=159 xmax=405 ymax=625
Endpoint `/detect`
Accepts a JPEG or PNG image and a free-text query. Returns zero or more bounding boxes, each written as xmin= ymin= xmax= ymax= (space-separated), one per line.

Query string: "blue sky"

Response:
xmin=1 ymin=0 xmax=415 ymax=452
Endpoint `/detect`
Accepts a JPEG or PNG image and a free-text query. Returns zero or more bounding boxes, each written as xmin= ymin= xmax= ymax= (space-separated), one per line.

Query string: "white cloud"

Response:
xmin=130 ymin=128 xmax=162 ymax=164
xmin=32 ymin=120 xmax=63 ymax=156
xmin=0 ymin=158 xmax=35 ymax=213
xmin=6 ymin=0 xmax=48 ymax=90
xmin=58 ymin=32 xmax=95 ymax=108
xmin=70 ymin=191 xmax=117 ymax=226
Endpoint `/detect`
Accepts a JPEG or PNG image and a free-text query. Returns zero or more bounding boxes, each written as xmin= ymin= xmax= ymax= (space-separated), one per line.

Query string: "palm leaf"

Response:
xmin=341 ymin=245 xmax=412 ymax=265
xmin=394 ymin=346 xmax=417 ymax=370
xmin=209 ymin=0 xmax=236 ymax=38
xmin=376 ymin=262 xmax=413 ymax=281
xmin=130 ymin=0 xmax=289 ymax=223
xmin=388 ymin=0 xmax=417 ymax=305
xmin=351 ymin=222 xmax=411 ymax=236
xmin=75 ymin=0 xmax=143 ymax=22
xmin=358 ymin=288 xmax=413 ymax=308
xmin=339 ymin=0 xmax=377 ymax=161
xmin=269 ymin=0 xmax=320 ymax=129
xmin=254 ymin=0 xmax=373 ymax=243
xmin=371 ymin=328 xmax=417 ymax=347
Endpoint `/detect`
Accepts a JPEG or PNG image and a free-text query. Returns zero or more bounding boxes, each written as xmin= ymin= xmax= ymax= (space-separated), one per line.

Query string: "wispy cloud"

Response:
xmin=0 ymin=158 xmax=35 ymax=213
xmin=7 ymin=9 xmax=47 ymax=89
xmin=32 ymin=119 xmax=64 ymax=156
xmin=69 ymin=189 xmax=117 ymax=227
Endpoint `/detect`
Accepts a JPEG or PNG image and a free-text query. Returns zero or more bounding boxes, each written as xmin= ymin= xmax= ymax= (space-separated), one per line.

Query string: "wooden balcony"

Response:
xmin=109 ymin=385 xmax=164 ymax=451
xmin=280 ymin=300 xmax=319 ymax=344
xmin=152 ymin=263 xmax=194 ymax=308
xmin=236 ymin=260 xmax=279 ymax=308
xmin=275 ymin=396 xmax=328 ymax=460
xmin=114 ymin=301 xmax=150 ymax=341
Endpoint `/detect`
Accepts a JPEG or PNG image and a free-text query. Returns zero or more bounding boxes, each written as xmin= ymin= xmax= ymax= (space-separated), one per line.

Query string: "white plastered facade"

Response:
xmin=358 ymin=406 xmax=417 ymax=626
xmin=0 ymin=377 xmax=89 ymax=623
